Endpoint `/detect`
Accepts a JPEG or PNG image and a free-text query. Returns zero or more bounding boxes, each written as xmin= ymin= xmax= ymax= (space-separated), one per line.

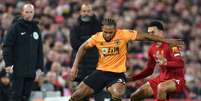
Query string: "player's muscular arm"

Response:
xmin=159 ymin=47 xmax=184 ymax=68
xmin=73 ymin=41 xmax=93 ymax=68
xmin=132 ymin=49 xmax=156 ymax=81
xmin=132 ymin=58 xmax=155 ymax=81
xmin=165 ymin=59 xmax=184 ymax=68
xmin=161 ymin=54 xmax=184 ymax=68
xmin=135 ymin=31 xmax=183 ymax=47
xmin=70 ymin=41 xmax=93 ymax=81
xmin=135 ymin=31 xmax=166 ymax=42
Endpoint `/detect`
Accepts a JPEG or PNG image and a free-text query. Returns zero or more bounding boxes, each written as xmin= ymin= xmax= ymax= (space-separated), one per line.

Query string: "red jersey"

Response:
xmin=132 ymin=42 xmax=185 ymax=81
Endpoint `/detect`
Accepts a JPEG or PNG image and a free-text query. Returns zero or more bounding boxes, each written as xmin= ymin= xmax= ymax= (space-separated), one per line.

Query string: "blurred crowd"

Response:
xmin=0 ymin=0 xmax=201 ymax=99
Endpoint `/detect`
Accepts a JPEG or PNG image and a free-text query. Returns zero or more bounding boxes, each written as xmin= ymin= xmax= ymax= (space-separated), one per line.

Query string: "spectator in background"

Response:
xmin=0 ymin=27 xmax=5 ymax=44
xmin=70 ymin=3 xmax=106 ymax=101
xmin=0 ymin=45 xmax=5 ymax=71
xmin=1 ymin=12 xmax=14 ymax=31
xmin=2 ymin=4 xmax=44 ymax=101
xmin=0 ymin=69 xmax=12 ymax=101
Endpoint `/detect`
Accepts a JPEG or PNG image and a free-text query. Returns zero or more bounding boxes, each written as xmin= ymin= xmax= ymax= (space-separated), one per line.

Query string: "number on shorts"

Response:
xmin=175 ymin=80 xmax=180 ymax=85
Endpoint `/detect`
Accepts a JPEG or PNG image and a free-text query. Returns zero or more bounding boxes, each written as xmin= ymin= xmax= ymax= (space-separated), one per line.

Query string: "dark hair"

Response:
xmin=148 ymin=21 xmax=164 ymax=30
xmin=102 ymin=17 xmax=116 ymax=28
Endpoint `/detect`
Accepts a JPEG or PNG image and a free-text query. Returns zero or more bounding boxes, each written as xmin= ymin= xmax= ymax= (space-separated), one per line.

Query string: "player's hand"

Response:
xmin=155 ymin=50 xmax=167 ymax=65
xmin=5 ymin=66 xmax=13 ymax=73
xmin=157 ymin=53 xmax=167 ymax=65
xmin=70 ymin=66 xmax=78 ymax=81
xmin=35 ymin=69 xmax=44 ymax=81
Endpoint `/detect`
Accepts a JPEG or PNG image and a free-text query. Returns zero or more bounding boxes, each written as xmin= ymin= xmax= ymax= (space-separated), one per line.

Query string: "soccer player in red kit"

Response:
xmin=130 ymin=21 xmax=185 ymax=101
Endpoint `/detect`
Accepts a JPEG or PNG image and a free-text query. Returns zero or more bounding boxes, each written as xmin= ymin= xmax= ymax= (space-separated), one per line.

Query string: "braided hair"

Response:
xmin=102 ymin=17 xmax=116 ymax=28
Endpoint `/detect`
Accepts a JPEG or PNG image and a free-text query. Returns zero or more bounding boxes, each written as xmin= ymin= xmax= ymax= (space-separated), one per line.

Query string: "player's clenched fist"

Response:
xmin=5 ymin=66 xmax=13 ymax=73
xmin=70 ymin=66 xmax=78 ymax=81
xmin=158 ymin=55 xmax=167 ymax=65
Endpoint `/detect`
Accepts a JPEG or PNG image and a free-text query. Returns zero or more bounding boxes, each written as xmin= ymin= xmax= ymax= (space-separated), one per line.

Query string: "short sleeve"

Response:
xmin=171 ymin=46 xmax=181 ymax=57
xmin=87 ymin=34 xmax=97 ymax=47
xmin=122 ymin=29 xmax=138 ymax=41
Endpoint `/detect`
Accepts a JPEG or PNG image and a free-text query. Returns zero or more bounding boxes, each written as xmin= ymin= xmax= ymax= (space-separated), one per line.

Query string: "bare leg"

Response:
xmin=130 ymin=82 xmax=153 ymax=101
xmin=107 ymin=83 xmax=126 ymax=101
xmin=70 ymin=82 xmax=94 ymax=101
xmin=157 ymin=79 xmax=177 ymax=101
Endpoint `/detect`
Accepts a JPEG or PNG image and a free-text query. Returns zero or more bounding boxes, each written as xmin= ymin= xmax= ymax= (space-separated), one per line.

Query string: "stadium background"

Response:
xmin=0 ymin=0 xmax=201 ymax=100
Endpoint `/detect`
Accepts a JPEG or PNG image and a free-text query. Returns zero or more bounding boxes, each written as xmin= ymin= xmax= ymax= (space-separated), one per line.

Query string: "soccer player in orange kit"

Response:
xmin=69 ymin=18 xmax=179 ymax=101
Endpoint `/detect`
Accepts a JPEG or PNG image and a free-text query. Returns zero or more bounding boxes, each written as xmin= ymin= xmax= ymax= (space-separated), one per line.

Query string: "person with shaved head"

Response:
xmin=3 ymin=3 xmax=44 ymax=101
xmin=70 ymin=3 xmax=105 ymax=101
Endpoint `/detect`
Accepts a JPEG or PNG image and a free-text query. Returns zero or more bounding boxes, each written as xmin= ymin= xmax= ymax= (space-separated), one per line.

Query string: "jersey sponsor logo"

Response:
xmin=115 ymin=40 xmax=120 ymax=46
xmin=154 ymin=50 xmax=165 ymax=63
xmin=33 ymin=32 xmax=39 ymax=40
xmin=102 ymin=48 xmax=108 ymax=55
xmin=101 ymin=47 xmax=119 ymax=56
xmin=161 ymin=50 xmax=164 ymax=55
xmin=175 ymin=80 xmax=180 ymax=85
xmin=20 ymin=32 xmax=26 ymax=35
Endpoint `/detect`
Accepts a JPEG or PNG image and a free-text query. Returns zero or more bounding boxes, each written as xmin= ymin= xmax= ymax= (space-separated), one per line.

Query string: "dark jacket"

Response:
xmin=0 ymin=83 xmax=12 ymax=101
xmin=3 ymin=17 xmax=44 ymax=78
xmin=70 ymin=15 xmax=101 ymax=81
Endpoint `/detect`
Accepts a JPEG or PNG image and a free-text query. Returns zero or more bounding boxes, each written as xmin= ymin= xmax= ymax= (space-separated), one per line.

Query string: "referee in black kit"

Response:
xmin=3 ymin=3 xmax=44 ymax=101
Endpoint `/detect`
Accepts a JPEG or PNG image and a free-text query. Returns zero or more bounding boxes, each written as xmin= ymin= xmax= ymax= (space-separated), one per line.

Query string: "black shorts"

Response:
xmin=83 ymin=70 xmax=126 ymax=94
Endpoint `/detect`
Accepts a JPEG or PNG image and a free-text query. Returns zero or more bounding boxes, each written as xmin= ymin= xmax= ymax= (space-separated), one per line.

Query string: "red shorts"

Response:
xmin=148 ymin=76 xmax=185 ymax=98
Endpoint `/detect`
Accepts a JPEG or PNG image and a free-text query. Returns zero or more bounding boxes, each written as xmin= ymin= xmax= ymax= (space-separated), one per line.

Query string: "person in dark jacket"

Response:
xmin=0 ymin=69 xmax=12 ymax=101
xmin=70 ymin=4 xmax=101 ymax=82
xmin=70 ymin=3 xmax=109 ymax=101
xmin=3 ymin=4 xmax=43 ymax=101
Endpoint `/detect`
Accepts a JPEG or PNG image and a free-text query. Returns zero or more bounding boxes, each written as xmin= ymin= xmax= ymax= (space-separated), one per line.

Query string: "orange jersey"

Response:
xmin=87 ymin=29 xmax=138 ymax=73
